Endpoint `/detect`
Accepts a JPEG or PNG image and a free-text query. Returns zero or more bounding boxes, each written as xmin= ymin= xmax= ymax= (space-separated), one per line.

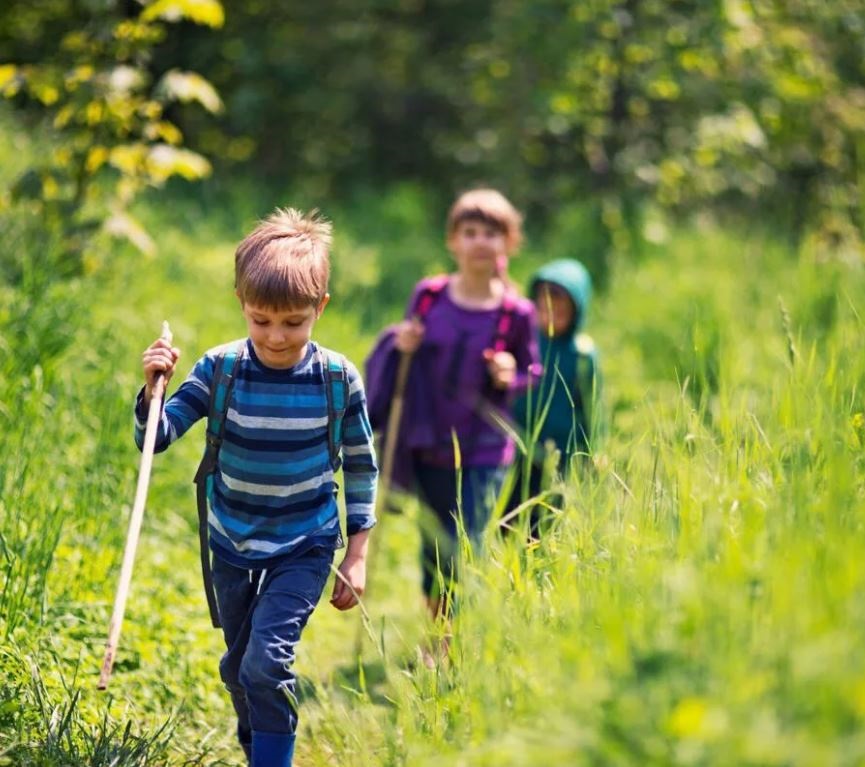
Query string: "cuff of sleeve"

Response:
xmin=509 ymin=362 xmax=544 ymax=395
xmin=134 ymin=386 xmax=148 ymax=428
xmin=346 ymin=514 xmax=377 ymax=536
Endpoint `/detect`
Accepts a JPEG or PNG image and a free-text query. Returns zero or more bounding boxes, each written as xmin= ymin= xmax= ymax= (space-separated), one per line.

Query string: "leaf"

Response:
xmin=0 ymin=64 xmax=18 ymax=95
xmin=109 ymin=143 xmax=148 ymax=175
xmin=53 ymin=105 xmax=74 ymax=129
xmin=107 ymin=65 xmax=147 ymax=94
xmin=155 ymin=70 xmax=223 ymax=113
xmin=141 ymin=0 xmax=225 ymax=28
xmin=144 ymin=120 xmax=183 ymax=145
xmin=33 ymin=83 xmax=60 ymax=106
xmin=86 ymin=146 xmax=110 ymax=173
xmin=146 ymin=144 xmax=212 ymax=183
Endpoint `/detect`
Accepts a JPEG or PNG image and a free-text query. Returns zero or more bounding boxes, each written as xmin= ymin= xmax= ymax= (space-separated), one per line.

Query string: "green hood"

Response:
xmin=528 ymin=258 xmax=592 ymax=334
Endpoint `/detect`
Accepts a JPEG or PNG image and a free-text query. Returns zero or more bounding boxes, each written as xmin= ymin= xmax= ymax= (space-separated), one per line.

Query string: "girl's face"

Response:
xmin=535 ymin=282 xmax=576 ymax=337
xmin=240 ymin=296 xmax=329 ymax=368
xmin=447 ymin=219 xmax=509 ymax=278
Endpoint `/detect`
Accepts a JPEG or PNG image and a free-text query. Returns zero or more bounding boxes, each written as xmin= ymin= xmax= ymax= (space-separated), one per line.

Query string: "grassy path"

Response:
xmin=2 ymin=188 xmax=864 ymax=765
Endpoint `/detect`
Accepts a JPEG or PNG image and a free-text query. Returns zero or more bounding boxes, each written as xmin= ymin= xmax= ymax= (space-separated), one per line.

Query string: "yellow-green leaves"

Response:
xmin=146 ymin=144 xmax=212 ymax=183
xmin=141 ymin=0 xmax=225 ymax=28
xmin=0 ymin=64 xmax=19 ymax=96
xmin=85 ymin=146 xmax=109 ymax=173
xmin=156 ymin=70 xmax=223 ymax=113
xmin=106 ymin=65 xmax=147 ymax=95
xmin=108 ymin=143 xmax=212 ymax=186
xmin=108 ymin=143 xmax=147 ymax=176
xmin=1 ymin=3 xmax=222 ymax=262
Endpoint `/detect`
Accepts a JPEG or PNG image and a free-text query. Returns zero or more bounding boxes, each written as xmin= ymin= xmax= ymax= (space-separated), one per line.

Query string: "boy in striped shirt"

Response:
xmin=136 ymin=208 xmax=377 ymax=767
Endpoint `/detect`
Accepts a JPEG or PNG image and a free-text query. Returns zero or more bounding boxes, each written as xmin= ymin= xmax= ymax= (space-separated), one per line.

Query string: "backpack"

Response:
xmin=192 ymin=342 xmax=349 ymax=628
xmin=366 ymin=275 xmax=518 ymax=431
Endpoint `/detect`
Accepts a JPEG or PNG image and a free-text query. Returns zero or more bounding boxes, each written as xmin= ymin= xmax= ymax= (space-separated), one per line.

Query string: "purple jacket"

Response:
xmin=365 ymin=276 xmax=540 ymax=491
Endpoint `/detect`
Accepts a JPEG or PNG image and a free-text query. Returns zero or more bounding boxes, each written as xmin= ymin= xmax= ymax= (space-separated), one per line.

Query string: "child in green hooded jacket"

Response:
xmin=507 ymin=258 xmax=601 ymax=534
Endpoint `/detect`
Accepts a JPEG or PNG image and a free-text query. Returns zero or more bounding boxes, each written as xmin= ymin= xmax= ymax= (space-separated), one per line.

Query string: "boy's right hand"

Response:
xmin=142 ymin=338 xmax=180 ymax=404
xmin=394 ymin=318 xmax=424 ymax=354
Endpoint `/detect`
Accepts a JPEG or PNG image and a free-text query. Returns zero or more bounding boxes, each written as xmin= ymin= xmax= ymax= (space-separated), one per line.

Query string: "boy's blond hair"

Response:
xmin=235 ymin=208 xmax=332 ymax=308
xmin=446 ymin=188 xmax=523 ymax=254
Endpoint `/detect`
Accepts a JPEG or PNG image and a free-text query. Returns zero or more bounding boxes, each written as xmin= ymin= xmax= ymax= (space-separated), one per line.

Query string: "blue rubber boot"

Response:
xmin=251 ymin=731 xmax=296 ymax=767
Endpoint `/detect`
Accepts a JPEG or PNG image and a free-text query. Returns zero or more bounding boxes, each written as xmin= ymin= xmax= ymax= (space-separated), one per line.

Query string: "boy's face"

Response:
xmin=447 ymin=219 xmax=509 ymax=277
xmin=240 ymin=295 xmax=329 ymax=368
xmin=535 ymin=283 xmax=576 ymax=337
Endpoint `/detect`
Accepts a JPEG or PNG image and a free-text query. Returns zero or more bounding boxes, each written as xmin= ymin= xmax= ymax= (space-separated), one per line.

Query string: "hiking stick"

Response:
xmin=378 ymin=351 xmax=413 ymax=507
xmin=98 ymin=321 xmax=172 ymax=690
xmin=354 ymin=349 xmax=414 ymax=655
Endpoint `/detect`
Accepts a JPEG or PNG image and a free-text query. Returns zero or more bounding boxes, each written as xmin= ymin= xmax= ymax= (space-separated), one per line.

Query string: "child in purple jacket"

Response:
xmin=366 ymin=189 xmax=540 ymax=627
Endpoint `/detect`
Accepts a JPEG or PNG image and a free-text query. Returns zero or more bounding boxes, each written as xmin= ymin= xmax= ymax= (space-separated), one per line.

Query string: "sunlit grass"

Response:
xmin=1 ymin=107 xmax=863 ymax=763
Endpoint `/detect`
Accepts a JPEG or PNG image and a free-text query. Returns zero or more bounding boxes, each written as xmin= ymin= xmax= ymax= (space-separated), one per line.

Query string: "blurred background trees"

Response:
xmin=2 ymin=0 xmax=864 ymax=275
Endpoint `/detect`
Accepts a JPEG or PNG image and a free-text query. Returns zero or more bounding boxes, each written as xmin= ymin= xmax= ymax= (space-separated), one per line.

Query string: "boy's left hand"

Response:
xmin=330 ymin=554 xmax=366 ymax=611
xmin=483 ymin=349 xmax=516 ymax=390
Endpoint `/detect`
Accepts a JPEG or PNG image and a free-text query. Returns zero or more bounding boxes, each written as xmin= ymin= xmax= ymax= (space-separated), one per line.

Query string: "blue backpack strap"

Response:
xmin=320 ymin=347 xmax=349 ymax=471
xmin=193 ymin=340 xmax=243 ymax=629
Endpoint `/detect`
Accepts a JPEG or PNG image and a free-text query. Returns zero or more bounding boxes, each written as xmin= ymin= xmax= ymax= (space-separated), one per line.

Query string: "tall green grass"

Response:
xmin=358 ymin=229 xmax=865 ymax=766
xmin=1 ymin=101 xmax=863 ymax=764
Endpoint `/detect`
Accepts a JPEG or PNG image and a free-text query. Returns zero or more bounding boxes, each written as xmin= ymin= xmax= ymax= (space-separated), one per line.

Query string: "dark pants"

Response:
xmin=413 ymin=461 xmax=506 ymax=597
xmin=504 ymin=459 xmax=546 ymax=539
xmin=212 ymin=546 xmax=334 ymax=754
xmin=505 ymin=451 xmax=575 ymax=539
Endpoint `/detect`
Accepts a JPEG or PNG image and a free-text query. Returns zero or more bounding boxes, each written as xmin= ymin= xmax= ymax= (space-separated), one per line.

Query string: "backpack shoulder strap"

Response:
xmin=194 ymin=341 xmax=244 ymax=482
xmin=320 ymin=347 xmax=349 ymax=471
xmin=413 ymin=274 xmax=449 ymax=319
xmin=193 ymin=340 xmax=243 ymax=629
xmin=492 ymin=291 xmax=519 ymax=352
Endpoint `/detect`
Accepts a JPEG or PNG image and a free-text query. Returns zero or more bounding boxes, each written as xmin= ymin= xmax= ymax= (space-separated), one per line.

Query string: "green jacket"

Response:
xmin=513 ymin=259 xmax=601 ymax=466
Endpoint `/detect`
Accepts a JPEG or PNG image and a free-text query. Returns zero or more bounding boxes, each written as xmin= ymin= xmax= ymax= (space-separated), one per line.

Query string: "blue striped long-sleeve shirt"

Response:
xmin=134 ymin=339 xmax=378 ymax=569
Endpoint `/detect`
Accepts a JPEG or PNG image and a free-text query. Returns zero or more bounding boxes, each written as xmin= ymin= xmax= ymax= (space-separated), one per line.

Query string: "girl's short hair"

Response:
xmin=446 ymin=188 xmax=524 ymax=254
xmin=235 ymin=208 xmax=331 ymax=308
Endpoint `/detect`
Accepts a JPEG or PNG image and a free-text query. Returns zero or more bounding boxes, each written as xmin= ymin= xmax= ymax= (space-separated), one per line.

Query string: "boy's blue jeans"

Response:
xmin=212 ymin=546 xmax=334 ymax=754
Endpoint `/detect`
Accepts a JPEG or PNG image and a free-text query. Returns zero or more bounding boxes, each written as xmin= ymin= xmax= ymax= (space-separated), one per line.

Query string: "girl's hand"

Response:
xmin=483 ymin=349 xmax=516 ymax=390
xmin=330 ymin=553 xmax=366 ymax=611
xmin=142 ymin=338 xmax=180 ymax=404
xmin=394 ymin=318 xmax=425 ymax=354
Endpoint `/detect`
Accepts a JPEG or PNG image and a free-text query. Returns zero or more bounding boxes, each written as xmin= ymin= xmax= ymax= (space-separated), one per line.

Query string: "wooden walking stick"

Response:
xmin=378 ymin=350 xmax=413 ymax=510
xmin=98 ymin=321 xmax=172 ymax=690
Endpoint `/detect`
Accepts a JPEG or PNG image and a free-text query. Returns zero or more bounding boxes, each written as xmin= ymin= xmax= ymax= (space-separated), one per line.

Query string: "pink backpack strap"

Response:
xmin=412 ymin=277 xmax=516 ymax=352
xmin=414 ymin=274 xmax=449 ymax=320
xmin=493 ymin=291 xmax=518 ymax=352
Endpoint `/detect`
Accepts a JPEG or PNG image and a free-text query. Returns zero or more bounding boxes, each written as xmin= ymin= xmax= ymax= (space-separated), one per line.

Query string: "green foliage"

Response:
xmin=331 ymin=184 xmax=447 ymax=328
xmin=1 ymin=662 xmax=178 ymax=767
xmin=5 ymin=1 xmax=865 ymax=278
xmin=0 ymin=100 xmax=863 ymax=764
xmin=1 ymin=179 xmax=864 ymax=765
xmin=122 ymin=0 xmax=865 ymax=264
xmin=0 ymin=0 xmax=223 ymax=266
